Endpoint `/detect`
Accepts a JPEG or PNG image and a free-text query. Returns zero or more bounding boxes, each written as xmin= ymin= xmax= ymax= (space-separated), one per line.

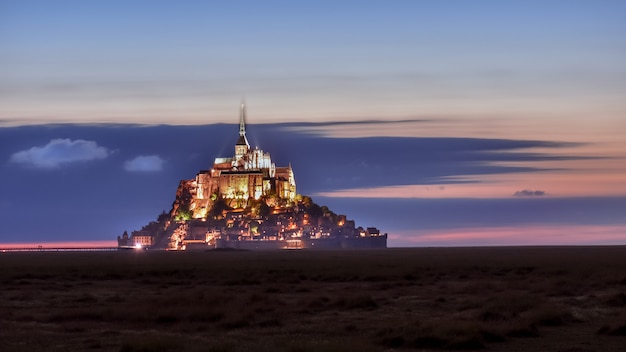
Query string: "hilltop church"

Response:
xmin=119 ymin=103 xmax=386 ymax=250
xmin=171 ymin=104 xmax=296 ymax=219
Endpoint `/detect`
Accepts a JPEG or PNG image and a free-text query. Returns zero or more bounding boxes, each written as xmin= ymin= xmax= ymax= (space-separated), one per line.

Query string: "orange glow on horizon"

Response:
xmin=316 ymin=169 xmax=626 ymax=199
xmin=0 ymin=240 xmax=117 ymax=249
xmin=308 ymin=116 xmax=626 ymax=200
xmin=389 ymin=224 xmax=626 ymax=247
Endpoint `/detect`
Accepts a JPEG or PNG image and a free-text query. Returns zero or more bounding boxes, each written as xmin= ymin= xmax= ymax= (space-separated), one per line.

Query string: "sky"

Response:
xmin=1 ymin=0 xmax=625 ymax=247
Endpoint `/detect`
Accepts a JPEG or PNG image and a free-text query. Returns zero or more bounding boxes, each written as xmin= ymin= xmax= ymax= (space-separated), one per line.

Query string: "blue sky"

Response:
xmin=3 ymin=0 xmax=625 ymax=124
xmin=1 ymin=1 xmax=625 ymax=246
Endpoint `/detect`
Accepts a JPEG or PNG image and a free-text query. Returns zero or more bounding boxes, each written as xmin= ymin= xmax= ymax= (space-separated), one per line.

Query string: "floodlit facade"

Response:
xmin=171 ymin=104 xmax=296 ymax=219
xmin=118 ymin=103 xmax=386 ymax=251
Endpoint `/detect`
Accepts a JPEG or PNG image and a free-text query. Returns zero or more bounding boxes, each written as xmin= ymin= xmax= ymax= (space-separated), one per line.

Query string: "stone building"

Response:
xmin=117 ymin=230 xmax=153 ymax=248
xmin=171 ymin=104 xmax=296 ymax=219
xmin=119 ymin=103 xmax=386 ymax=250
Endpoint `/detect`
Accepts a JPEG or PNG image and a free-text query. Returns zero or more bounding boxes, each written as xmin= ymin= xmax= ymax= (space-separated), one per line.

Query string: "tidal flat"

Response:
xmin=1 ymin=247 xmax=625 ymax=351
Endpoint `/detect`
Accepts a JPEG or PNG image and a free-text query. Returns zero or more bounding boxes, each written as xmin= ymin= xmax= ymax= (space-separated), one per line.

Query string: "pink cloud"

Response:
xmin=0 ymin=240 xmax=117 ymax=249
xmin=389 ymin=225 xmax=626 ymax=247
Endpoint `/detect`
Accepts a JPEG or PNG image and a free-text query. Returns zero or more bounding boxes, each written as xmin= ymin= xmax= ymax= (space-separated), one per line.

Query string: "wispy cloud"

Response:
xmin=10 ymin=139 xmax=109 ymax=169
xmin=124 ymin=155 xmax=164 ymax=172
xmin=514 ymin=189 xmax=547 ymax=197
xmin=391 ymin=225 xmax=626 ymax=247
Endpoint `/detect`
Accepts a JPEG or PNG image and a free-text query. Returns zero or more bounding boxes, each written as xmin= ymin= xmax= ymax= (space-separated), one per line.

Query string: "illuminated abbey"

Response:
xmin=171 ymin=103 xmax=296 ymax=220
xmin=119 ymin=103 xmax=386 ymax=250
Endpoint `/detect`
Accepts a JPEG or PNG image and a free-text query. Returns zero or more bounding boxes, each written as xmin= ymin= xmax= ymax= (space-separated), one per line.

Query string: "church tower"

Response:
xmin=235 ymin=103 xmax=250 ymax=159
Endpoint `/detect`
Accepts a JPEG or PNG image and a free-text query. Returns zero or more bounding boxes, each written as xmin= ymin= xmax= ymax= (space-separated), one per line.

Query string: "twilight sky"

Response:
xmin=1 ymin=0 xmax=625 ymax=246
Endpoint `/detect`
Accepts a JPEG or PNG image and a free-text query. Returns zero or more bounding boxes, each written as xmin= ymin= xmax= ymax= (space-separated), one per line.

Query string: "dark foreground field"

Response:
xmin=1 ymin=247 xmax=626 ymax=352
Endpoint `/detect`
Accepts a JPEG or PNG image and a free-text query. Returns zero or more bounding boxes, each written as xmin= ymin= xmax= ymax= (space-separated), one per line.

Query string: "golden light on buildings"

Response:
xmin=119 ymin=103 xmax=386 ymax=251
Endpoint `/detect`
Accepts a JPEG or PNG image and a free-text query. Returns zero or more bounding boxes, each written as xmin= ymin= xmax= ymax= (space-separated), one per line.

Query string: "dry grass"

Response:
xmin=1 ymin=247 xmax=625 ymax=351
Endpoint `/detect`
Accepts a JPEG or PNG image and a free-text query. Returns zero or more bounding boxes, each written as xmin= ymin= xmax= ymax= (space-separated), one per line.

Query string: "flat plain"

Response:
xmin=1 ymin=247 xmax=625 ymax=351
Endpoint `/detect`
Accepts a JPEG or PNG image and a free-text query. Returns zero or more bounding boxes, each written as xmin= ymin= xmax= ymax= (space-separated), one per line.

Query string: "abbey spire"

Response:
xmin=236 ymin=102 xmax=250 ymax=148
xmin=235 ymin=102 xmax=250 ymax=160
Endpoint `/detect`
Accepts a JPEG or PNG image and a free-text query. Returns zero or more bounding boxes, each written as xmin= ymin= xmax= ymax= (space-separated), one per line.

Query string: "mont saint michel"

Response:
xmin=118 ymin=104 xmax=386 ymax=250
